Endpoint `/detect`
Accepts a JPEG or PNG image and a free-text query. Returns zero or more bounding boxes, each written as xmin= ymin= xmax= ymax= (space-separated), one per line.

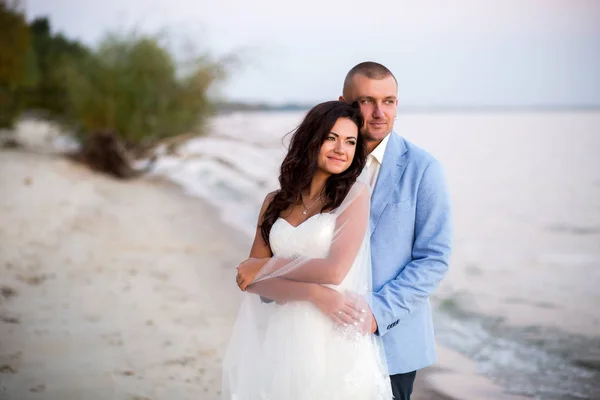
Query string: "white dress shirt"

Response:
xmin=365 ymin=133 xmax=391 ymax=192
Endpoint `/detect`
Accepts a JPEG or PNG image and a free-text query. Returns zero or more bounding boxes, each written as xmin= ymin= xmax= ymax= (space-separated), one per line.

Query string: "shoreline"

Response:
xmin=0 ymin=148 xmax=524 ymax=400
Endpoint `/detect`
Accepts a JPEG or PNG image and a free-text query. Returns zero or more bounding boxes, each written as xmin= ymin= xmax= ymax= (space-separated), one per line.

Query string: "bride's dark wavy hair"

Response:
xmin=260 ymin=100 xmax=367 ymax=244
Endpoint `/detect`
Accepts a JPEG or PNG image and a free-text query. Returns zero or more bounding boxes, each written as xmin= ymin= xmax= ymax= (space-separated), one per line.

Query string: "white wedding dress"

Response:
xmin=232 ymin=213 xmax=392 ymax=400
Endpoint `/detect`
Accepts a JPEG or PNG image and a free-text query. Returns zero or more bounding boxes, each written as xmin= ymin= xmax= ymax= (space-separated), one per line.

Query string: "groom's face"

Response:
xmin=341 ymin=74 xmax=398 ymax=146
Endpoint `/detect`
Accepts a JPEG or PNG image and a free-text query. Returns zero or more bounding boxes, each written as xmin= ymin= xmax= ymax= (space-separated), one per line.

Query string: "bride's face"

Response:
xmin=317 ymin=117 xmax=358 ymax=176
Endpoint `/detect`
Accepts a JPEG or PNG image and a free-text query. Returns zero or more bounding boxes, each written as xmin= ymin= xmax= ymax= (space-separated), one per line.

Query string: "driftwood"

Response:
xmin=147 ymin=132 xmax=198 ymax=156
xmin=1 ymin=137 xmax=22 ymax=149
xmin=73 ymin=130 xmax=156 ymax=179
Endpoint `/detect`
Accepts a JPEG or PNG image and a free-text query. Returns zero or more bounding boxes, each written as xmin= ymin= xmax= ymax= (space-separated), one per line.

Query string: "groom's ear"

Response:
xmin=339 ymin=95 xmax=346 ymax=103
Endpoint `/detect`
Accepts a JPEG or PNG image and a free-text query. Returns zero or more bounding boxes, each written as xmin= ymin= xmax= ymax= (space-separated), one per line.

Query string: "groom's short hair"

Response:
xmin=343 ymin=62 xmax=397 ymax=99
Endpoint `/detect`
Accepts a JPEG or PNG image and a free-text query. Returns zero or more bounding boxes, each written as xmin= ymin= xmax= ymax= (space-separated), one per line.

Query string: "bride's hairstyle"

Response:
xmin=260 ymin=100 xmax=367 ymax=244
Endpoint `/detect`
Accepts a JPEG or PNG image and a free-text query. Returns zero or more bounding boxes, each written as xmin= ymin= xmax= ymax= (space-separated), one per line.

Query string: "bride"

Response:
xmin=222 ymin=101 xmax=392 ymax=400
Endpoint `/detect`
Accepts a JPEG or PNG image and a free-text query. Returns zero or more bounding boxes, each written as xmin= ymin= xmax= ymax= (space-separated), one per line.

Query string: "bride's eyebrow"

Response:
xmin=329 ymin=132 xmax=357 ymax=140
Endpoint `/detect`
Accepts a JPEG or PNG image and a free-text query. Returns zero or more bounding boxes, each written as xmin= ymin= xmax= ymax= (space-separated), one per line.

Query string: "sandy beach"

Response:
xmin=0 ymin=149 xmax=248 ymax=399
xmin=0 ymin=147 xmax=530 ymax=400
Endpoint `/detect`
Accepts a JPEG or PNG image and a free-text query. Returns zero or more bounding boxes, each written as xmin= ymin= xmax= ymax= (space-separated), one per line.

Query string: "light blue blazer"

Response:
xmin=370 ymin=132 xmax=452 ymax=375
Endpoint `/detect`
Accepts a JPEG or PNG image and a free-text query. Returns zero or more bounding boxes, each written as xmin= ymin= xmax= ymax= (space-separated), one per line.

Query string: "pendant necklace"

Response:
xmin=301 ymin=193 xmax=322 ymax=215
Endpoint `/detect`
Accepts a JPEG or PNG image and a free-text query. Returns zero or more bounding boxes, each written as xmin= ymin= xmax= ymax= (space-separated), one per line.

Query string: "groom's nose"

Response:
xmin=373 ymin=103 xmax=385 ymax=119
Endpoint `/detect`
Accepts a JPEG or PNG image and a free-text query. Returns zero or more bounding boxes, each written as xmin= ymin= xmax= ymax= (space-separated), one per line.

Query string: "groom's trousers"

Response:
xmin=390 ymin=371 xmax=416 ymax=400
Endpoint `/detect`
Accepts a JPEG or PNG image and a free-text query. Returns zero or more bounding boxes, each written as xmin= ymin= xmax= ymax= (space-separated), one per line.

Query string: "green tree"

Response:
xmin=0 ymin=1 xmax=37 ymax=127
xmin=27 ymin=17 xmax=89 ymax=116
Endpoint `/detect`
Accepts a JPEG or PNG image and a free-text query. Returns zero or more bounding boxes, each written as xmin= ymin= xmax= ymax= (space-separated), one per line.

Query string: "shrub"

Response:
xmin=62 ymin=32 xmax=227 ymax=148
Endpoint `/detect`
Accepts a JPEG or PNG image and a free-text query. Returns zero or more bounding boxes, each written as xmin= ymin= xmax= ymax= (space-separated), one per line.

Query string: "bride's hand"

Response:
xmin=309 ymin=286 xmax=364 ymax=327
xmin=236 ymin=258 xmax=268 ymax=291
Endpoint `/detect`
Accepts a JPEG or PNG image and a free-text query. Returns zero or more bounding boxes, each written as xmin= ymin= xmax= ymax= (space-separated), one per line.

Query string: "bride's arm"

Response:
xmin=247 ymin=192 xmax=275 ymax=259
xmin=243 ymin=192 xmax=276 ymax=302
xmin=247 ymin=278 xmax=362 ymax=326
xmin=247 ymin=278 xmax=315 ymax=301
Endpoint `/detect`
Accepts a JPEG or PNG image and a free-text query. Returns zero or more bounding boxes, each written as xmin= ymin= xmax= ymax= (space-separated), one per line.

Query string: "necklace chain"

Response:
xmin=301 ymin=193 xmax=322 ymax=215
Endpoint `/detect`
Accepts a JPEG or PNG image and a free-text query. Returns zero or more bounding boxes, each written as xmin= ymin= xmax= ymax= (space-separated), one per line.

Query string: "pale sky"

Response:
xmin=25 ymin=0 xmax=600 ymax=107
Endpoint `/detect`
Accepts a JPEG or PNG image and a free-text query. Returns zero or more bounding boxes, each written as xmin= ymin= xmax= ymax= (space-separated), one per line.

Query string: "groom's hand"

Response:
xmin=370 ymin=312 xmax=378 ymax=334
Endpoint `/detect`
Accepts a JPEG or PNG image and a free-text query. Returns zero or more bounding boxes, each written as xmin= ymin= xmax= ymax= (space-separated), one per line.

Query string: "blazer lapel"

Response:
xmin=370 ymin=133 xmax=408 ymax=236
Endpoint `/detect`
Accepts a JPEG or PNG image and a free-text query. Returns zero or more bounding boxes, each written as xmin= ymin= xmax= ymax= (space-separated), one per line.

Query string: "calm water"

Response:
xmin=152 ymin=111 xmax=600 ymax=399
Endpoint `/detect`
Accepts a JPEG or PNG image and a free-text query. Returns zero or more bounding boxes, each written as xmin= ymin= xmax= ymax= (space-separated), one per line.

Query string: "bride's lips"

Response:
xmin=327 ymin=156 xmax=346 ymax=163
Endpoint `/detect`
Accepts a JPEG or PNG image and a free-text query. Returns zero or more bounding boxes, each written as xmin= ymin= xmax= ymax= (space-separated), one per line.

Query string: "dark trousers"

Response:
xmin=390 ymin=370 xmax=417 ymax=400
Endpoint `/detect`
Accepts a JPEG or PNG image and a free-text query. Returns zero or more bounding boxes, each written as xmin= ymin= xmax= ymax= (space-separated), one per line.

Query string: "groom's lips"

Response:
xmin=370 ymin=121 xmax=387 ymax=127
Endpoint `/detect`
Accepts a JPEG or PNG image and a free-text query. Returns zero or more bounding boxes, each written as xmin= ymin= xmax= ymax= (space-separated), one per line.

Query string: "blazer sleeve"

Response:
xmin=371 ymin=159 xmax=452 ymax=336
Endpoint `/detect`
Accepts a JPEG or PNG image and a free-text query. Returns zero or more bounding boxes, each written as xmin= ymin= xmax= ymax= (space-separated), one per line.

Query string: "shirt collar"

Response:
xmin=368 ymin=133 xmax=391 ymax=166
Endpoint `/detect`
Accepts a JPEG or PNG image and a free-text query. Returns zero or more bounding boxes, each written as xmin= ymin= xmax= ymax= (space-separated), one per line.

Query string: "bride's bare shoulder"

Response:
xmin=258 ymin=191 xmax=279 ymax=217
xmin=264 ymin=190 xmax=278 ymax=205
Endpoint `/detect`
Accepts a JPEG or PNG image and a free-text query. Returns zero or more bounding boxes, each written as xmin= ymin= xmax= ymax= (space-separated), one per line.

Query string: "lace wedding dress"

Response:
xmin=223 ymin=206 xmax=392 ymax=400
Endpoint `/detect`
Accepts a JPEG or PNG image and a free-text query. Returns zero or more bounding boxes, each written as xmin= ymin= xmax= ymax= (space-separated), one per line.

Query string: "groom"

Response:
xmin=339 ymin=61 xmax=452 ymax=399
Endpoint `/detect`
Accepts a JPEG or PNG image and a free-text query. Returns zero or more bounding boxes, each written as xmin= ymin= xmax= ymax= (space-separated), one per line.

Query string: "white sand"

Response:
xmin=0 ymin=149 xmax=247 ymax=400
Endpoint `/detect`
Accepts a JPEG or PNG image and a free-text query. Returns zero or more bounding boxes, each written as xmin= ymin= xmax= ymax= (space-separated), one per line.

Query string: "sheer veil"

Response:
xmin=221 ymin=174 xmax=390 ymax=399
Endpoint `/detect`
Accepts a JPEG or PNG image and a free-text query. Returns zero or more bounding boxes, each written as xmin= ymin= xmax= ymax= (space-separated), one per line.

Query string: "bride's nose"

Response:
xmin=334 ymin=141 xmax=344 ymax=154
